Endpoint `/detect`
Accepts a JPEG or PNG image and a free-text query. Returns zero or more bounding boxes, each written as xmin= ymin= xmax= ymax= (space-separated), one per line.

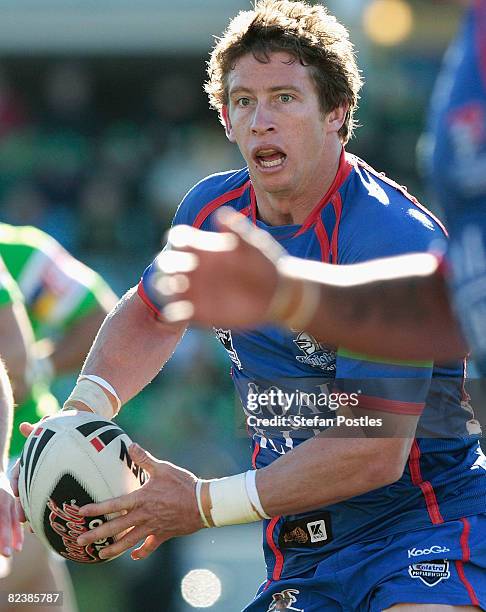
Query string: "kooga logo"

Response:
xmin=408 ymin=545 xmax=450 ymax=558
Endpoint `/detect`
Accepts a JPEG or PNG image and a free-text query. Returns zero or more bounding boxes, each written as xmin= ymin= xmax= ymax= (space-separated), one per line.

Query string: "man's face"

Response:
xmin=223 ymin=51 xmax=340 ymax=203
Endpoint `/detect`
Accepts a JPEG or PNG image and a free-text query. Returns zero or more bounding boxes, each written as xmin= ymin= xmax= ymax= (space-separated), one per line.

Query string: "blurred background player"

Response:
xmin=0 ymin=256 xmax=25 ymax=579
xmin=0 ymin=223 xmax=117 ymax=612
xmin=0 ymin=359 xmax=20 ymax=581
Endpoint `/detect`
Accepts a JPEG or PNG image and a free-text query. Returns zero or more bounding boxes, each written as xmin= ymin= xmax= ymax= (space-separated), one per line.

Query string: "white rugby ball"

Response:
xmin=18 ymin=410 xmax=148 ymax=564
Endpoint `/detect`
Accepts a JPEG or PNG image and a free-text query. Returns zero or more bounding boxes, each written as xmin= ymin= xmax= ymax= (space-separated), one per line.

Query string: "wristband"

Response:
xmin=63 ymin=378 xmax=118 ymax=419
xmin=267 ymin=258 xmax=321 ymax=330
xmin=195 ymin=470 xmax=269 ymax=528
xmin=195 ymin=480 xmax=211 ymax=528
xmin=245 ymin=470 xmax=271 ymax=519
xmin=79 ymin=375 xmax=121 ymax=412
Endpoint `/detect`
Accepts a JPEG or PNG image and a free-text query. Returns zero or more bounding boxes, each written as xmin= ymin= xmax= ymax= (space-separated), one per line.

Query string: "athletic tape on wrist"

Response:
xmin=273 ymin=258 xmax=321 ymax=330
xmin=285 ymin=278 xmax=321 ymax=330
xmin=266 ymin=269 xmax=297 ymax=323
xmin=196 ymin=470 xmax=269 ymax=527
xmin=63 ymin=378 xmax=116 ymax=419
xmin=79 ymin=375 xmax=121 ymax=411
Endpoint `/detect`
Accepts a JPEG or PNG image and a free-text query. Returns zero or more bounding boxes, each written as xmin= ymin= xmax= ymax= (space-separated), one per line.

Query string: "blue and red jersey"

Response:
xmin=427 ymin=0 xmax=486 ymax=371
xmin=139 ymin=150 xmax=486 ymax=581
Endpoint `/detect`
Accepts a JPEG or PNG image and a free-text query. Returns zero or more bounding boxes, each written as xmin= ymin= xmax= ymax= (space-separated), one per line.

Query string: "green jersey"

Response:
xmin=0 ymin=223 xmax=112 ymax=455
xmin=0 ymin=254 xmax=22 ymax=307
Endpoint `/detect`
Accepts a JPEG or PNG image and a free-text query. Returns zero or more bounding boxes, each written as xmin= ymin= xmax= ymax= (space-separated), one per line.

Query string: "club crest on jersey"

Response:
xmin=214 ymin=328 xmax=242 ymax=370
xmin=408 ymin=560 xmax=450 ymax=587
xmin=293 ymin=332 xmax=335 ymax=372
xmin=266 ymin=588 xmax=302 ymax=611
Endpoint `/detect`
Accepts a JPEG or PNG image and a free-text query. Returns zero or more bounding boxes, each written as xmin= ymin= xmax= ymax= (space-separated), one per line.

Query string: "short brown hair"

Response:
xmin=205 ymin=0 xmax=363 ymax=144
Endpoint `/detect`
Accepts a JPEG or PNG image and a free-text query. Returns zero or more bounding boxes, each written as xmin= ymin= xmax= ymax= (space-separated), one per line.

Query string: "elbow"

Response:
xmin=367 ymin=448 xmax=407 ymax=489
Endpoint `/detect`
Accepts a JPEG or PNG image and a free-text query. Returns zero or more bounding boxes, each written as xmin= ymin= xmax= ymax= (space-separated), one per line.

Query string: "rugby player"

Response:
xmin=2 ymin=224 xmax=117 ymax=612
xmin=15 ymin=2 xmax=486 ymax=610
xmin=154 ymin=0 xmax=486 ymax=370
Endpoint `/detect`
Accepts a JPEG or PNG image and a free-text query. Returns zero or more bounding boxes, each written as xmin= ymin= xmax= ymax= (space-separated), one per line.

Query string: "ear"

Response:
xmin=222 ymin=105 xmax=236 ymax=143
xmin=326 ymin=103 xmax=349 ymax=134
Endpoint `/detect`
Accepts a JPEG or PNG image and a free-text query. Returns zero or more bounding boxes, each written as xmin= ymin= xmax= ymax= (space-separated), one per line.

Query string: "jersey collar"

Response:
xmin=247 ymin=147 xmax=353 ymax=235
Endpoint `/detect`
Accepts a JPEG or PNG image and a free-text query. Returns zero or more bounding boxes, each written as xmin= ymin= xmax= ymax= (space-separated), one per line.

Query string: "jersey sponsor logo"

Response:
xmin=214 ymin=328 xmax=242 ymax=370
xmin=307 ymin=519 xmax=328 ymax=543
xmin=293 ymin=332 xmax=335 ymax=372
xmin=279 ymin=513 xmax=332 ymax=550
xmin=407 ymin=545 xmax=450 ymax=558
xmin=282 ymin=527 xmax=308 ymax=545
xmin=408 ymin=560 xmax=450 ymax=587
xmin=266 ymin=588 xmax=302 ymax=611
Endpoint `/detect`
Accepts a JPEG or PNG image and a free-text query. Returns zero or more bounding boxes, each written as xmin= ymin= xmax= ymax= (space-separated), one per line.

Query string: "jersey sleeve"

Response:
xmin=0 ymin=225 xmax=113 ymax=331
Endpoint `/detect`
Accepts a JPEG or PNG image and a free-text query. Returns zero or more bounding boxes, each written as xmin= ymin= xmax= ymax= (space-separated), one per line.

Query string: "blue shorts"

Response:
xmin=244 ymin=514 xmax=486 ymax=611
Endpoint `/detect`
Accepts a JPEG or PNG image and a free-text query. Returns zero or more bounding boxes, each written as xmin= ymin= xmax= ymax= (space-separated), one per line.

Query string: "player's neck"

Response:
xmin=253 ymin=146 xmax=341 ymax=227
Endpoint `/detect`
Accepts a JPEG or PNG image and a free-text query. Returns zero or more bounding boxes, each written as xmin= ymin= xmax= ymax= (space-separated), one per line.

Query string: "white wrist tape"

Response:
xmin=195 ymin=470 xmax=270 ymax=528
xmin=63 ymin=378 xmax=118 ymax=419
xmin=79 ymin=375 xmax=121 ymax=412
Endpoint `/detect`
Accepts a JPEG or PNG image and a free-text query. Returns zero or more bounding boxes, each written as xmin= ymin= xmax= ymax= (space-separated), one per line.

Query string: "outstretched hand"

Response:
xmin=76 ymin=443 xmax=203 ymax=561
xmin=153 ymin=208 xmax=284 ymax=328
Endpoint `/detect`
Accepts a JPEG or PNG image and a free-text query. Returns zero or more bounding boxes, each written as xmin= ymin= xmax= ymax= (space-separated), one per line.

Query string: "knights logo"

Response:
xmin=283 ymin=527 xmax=308 ymax=545
xmin=267 ymin=588 xmax=303 ymax=611
xmin=214 ymin=328 xmax=242 ymax=370
xmin=293 ymin=332 xmax=335 ymax=372
xmin=408 ymin=560 xmax=450 ymax=587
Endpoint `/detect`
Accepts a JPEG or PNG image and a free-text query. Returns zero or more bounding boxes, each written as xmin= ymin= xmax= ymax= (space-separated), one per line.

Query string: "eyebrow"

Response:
xmin=229 ymin=85 xmax=303 ymax=96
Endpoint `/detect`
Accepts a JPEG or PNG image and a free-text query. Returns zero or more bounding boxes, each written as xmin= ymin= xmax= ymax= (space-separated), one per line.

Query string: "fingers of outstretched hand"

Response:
xmin=215 ymin=208 xmax=285 ymax=261
xmin=167 ymin=224 xmax=238 ymax=253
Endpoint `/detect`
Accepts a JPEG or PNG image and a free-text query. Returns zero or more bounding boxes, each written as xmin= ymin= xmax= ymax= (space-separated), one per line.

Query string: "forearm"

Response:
xmin=281 ymin=254 xmax=467 ymax=361
xmin=256 ymin=434 xmax=413 ymax=516
xmin=0 ymin=360 xmax=14 ymax=472
xmin=0 ymin=302 xmax=34 ymax=402
xmin=80 ymin=287 xmax=185 ymax=405
xmin=50 ymin=306 xmax=114 ymax=376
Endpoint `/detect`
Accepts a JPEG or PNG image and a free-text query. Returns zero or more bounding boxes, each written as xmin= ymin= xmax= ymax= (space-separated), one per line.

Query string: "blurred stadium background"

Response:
xmin=0 ymin=0 xmax=467 ymax=610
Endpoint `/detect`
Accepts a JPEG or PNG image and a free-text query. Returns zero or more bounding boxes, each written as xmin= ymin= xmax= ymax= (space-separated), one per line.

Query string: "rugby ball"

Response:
xmin=18 ymin=410 xmax=148 ymax=564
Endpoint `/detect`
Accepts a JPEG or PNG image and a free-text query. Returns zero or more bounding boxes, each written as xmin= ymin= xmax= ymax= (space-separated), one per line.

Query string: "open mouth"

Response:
xmin=255 ymin=148 xmax=287 ymax=169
